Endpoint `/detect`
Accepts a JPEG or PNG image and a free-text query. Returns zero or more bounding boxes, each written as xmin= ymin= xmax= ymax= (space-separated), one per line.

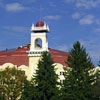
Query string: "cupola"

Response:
xmin=36 ymin=21 xmax=44 ymax=27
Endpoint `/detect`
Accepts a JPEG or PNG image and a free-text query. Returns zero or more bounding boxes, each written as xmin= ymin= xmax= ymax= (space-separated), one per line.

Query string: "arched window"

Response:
xmin=35 ymin=38 xmax=42 ymax=49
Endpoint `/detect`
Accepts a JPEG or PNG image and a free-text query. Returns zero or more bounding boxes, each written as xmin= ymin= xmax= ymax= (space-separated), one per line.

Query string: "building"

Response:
xmin=0 ymin=21 xmax=69 ymax=82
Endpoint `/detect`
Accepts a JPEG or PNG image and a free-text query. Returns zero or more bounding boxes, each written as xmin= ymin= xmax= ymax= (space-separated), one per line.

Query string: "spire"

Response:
xmin=40 ymin=0 xmax=42 ymax=21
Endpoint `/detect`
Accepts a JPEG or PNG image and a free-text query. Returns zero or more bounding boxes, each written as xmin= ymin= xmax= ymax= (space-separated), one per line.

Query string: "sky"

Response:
xmin=0 ymin=0 xmax=100 ymax=66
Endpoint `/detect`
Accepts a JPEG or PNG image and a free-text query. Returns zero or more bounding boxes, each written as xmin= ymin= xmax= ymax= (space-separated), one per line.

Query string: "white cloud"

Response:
xmin=72 ymin=13 xmax=100 ymax=25
xmin=94 ymin=28 xmax=100 ymax=33
xmin=65 ymin=0 xmax=75 ymax=3
xmin=55 ymin=44 xmax=68 ymax=51
xmin=79 ymin=14 xmax=94 ymax=25
xmin=96 ymin=18 xmax=100 ymax=25
xmin=21 ymin=0 xmax=36 ymax=3
xmin=5 ymin=3 xmax=27 ymax=12
xmin=49 ymin=2 xmax=57 ymax=7
xmin=3 ymin=26 xmax=29 ymax=32
xmin=80 ymin=38 xmax=100 ymax=64
xmin=44 ymin=15 xmax=61 ymax=20
xmin=76 ymin=0 xmax=98 ymax=9
xmin=72 ymin=12 xmax=81 ymax=19
xmin=65 ymin=0 xmax=100 ymax=9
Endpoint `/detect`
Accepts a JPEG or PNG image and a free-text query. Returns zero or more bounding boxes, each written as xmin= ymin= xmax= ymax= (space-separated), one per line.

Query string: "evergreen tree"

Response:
xmin=20 ymin=80 xmax=36 ymax=100
xmin=98 ymin=61 xmax=100 ymax=66
xmin=61 ymin=41 xmax=96 ymax=100
xmin=32 ymin=51 xmax=59 ymax=100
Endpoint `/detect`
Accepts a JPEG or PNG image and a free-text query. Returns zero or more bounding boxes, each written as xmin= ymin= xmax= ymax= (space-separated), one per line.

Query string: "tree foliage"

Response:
xmin=20 ymin=80 xmax=36 ymax=100
xmin=32 ymin=51 xmax=59 ymax=100
xmin=98 ymin=61 xmax=100 ymax=67
xmin=1 ymin=42 xmax=100 ymax=100
xmin=61 ymin=41 xmax=96 ymax=100
xmin=91 ymin=62 xmax=100 ymax=100
xmin=0 ymin=67 xmax=27 ymax=100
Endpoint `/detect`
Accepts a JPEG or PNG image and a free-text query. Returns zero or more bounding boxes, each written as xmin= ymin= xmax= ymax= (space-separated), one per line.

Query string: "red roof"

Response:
xmin=0 ymin=45 xmax=69 ymax=67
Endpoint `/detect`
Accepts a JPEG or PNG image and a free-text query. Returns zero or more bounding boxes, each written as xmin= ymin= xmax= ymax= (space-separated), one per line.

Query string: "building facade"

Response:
xmin=0 ymin=21 xmax=70 ymax=81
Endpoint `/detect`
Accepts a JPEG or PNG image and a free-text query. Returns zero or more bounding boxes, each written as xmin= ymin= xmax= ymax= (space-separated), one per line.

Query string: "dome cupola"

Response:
xmin=36 ymin=21 xmax=44 ymax=27
xmin=31 ymin=21 xmax=50 ymax=33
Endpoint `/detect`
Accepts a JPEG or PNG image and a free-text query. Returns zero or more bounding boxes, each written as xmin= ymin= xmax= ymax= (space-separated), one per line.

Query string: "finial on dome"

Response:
xmin=31 ymin=21 xmax=50 ymax=32
xmin=36 ymin=21 xmax=44 ymax=27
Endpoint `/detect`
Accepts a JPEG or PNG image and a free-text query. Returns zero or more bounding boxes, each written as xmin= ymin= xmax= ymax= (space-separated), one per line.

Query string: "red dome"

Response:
xmin=36 ymin=21 xmax=44 ymax=27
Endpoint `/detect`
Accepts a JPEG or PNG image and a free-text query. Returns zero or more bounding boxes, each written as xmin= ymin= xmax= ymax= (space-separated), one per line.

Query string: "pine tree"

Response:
xmin=32 ymin=51 xmax=59 ymax=100
xmin=20 ymin=80 xmax=36 ymax=100
xmin=61 ymin=41 xmax=96 ymax=100
xmin=98 ymin=61 xmax=100 ymax=67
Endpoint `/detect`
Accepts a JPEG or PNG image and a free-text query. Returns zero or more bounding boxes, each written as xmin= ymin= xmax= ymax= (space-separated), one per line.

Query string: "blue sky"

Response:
xmin=0 ymin=0 xmax=100 ymax=66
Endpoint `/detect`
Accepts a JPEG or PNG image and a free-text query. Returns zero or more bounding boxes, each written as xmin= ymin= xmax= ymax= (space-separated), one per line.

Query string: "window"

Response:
xmin=35 ymin=38 xmax=42 ymax=49
xmin=60 ymin=71 xmax=64 ymax=75
xmin=34 ymin=69 xmax=38 ymax=74
xmin=60 ymin=80 xmax=64 ymax=84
